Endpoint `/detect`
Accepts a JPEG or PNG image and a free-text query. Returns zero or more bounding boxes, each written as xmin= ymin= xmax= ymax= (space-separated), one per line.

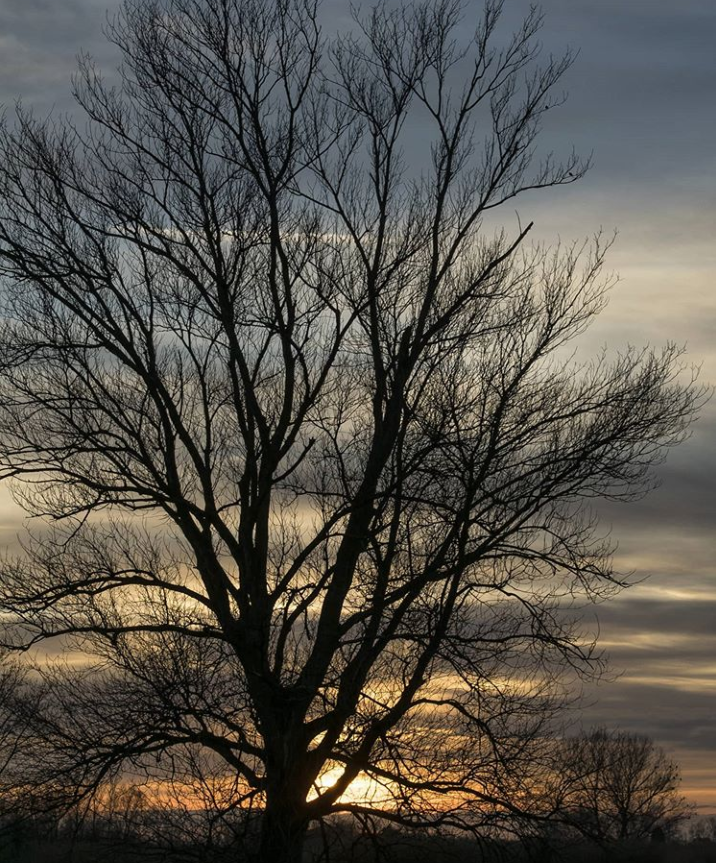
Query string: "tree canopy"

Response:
xmin=555 ymin=727 xmax=692 ymax=843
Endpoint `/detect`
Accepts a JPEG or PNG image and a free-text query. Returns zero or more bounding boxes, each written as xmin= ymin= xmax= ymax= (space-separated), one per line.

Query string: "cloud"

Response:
xmin=0 ymin=0 xmax=121 ymax=112
xmin=582 ymin=678 xmax=716 ymax=753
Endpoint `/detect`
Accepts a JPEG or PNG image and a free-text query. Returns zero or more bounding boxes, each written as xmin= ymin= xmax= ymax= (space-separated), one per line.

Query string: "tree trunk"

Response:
xmin=256 ymin=800 xmax=309 ymax=863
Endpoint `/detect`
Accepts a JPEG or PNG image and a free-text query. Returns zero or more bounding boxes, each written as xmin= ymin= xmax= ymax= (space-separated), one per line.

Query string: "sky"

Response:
xmin=0 ymin=0 xmax=714 ymax=813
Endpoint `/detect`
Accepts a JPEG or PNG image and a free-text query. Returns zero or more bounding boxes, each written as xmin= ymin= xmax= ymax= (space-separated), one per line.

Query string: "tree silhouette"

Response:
xmin=0 ymin=654 xmax=24 ymax=820
xmin=0 ymin=0 xmax=702 ymax=860
xmin=555 ymin=727 xmax=692 ymax=844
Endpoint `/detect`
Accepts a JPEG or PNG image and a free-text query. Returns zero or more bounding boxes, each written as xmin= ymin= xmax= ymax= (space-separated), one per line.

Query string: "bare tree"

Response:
xmin=687 ymin=815 xmax=716 ymax=843
xmin=555 ymin=727 xmax=693 ymax=844
xmin=0 ymin=653 xmax=24 ymax=823
xmin=0 ymin=652 xmax=53 ymax=842
xmin=0 ymin=0 xmax=703 ymax=859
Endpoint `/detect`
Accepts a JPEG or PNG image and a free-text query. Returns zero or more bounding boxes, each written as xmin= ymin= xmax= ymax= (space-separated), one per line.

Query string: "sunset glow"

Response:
xmin=312 ymin=766 xmax=394 ymax=807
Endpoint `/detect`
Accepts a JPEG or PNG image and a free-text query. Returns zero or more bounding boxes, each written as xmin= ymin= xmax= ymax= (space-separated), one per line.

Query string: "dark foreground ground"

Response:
xmin=5 ymin=832 xmax=716 ymax=863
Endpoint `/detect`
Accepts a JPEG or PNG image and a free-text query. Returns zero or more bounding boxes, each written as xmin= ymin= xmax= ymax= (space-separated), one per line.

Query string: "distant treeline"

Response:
xmin=3 ymin=811 xmax=716 ymax=863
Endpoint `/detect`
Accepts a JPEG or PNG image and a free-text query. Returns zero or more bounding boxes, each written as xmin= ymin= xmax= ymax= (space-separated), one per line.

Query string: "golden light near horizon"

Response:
xmin=311 ymin=765 xmax=394 ymax=807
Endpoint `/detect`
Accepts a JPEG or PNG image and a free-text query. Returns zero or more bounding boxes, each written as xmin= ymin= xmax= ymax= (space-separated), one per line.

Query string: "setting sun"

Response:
xmin=311 ymin=766 xmax=394 ymax=807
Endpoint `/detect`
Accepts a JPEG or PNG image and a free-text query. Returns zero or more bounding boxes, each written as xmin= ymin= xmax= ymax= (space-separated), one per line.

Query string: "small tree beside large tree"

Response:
xmin=555 ymin=727 xmax=692 ymax=844
xmin=0 ymin=0 xmax=702 ymax=860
